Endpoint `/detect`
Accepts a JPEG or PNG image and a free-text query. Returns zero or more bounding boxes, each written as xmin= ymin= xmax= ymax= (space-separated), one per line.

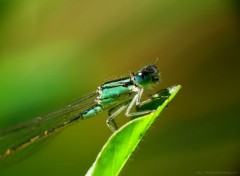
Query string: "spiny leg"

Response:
xmin=125 ymin=91 xmax=154 ymax=118
xmin=107 ymin=108 xmax=118 ymax=130
xmin=107 ymin=100 xmax=132 ymax=130
xmin=106 ymin=103 xmax=129 ymax=132
xmin=137 ymin=95 xmax=169 ymax=109
xmin=108 ymin=104 xmax=123 ymax=130
xmin=111 ymin=119 xmax=118 ymax=131
xmin=136 ymin=86 xmax=144 ymax=105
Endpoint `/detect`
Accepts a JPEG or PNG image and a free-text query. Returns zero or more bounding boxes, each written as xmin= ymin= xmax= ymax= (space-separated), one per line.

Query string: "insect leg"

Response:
xmin=136 ymin=86 xmax=143 ymax=105
xmin=125 ymin=90 xmax=154 ymax=118
xmin=106 ymin=103 xmax=129 ymax=132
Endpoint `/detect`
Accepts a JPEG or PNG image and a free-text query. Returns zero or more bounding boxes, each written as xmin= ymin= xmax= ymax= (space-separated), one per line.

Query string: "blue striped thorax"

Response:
xmin=97 ymin=65 xmax=160 ymax=109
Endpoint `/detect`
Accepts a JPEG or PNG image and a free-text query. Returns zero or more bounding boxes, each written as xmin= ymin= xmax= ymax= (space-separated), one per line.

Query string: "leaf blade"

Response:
xmin=86 ymin=85 xmax=181 ymax=176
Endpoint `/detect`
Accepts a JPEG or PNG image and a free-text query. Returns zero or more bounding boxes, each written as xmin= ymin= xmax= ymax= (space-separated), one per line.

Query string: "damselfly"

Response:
xmin=0 ymin=64 xmax=160 ymax=164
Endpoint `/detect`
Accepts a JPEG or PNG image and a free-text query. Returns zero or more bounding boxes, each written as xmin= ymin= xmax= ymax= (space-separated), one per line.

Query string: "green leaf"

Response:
xmin=86 ymin=85 xmax=181 ymax=176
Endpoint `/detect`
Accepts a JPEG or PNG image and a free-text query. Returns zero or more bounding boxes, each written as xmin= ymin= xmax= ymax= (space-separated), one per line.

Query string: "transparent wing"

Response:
xmin=0 ymin=91 xmax=98 ymax=161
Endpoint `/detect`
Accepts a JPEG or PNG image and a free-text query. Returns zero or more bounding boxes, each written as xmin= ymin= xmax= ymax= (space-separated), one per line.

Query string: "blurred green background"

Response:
xmin=0 ymin=0 xmax=239 ymax=175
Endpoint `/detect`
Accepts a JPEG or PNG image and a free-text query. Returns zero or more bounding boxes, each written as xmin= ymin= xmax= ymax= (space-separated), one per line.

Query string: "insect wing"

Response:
xmin=0 ymin=91 xmax=98 ymax=163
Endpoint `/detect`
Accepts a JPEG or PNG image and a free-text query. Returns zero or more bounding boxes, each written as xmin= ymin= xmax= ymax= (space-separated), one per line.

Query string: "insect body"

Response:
xmin=0 ymin=64 xmax=160 ymax=162
xmin=81 ymin=65 xmax=160 ymax=131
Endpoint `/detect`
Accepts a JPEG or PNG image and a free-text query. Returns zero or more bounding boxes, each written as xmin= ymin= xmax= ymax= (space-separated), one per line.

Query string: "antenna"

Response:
xmin=153 ymin=58 xmax=159 ymax=65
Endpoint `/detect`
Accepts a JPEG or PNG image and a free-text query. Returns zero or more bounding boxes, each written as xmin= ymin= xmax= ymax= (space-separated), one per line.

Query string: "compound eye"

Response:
xmin=147 ymin=65 xmax=157 ymax=73
xmin=138 ymin=72 xmax=148 ymax=79
xmin=138 ymin=72 xmax=143 ymax=77
xmin=147 ymin=67 xmax=153 ymax=72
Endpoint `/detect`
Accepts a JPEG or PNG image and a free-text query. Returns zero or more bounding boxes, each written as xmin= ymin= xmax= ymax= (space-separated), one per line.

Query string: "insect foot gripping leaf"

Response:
xmin=86 ymin=85 xmax=181 ymax=176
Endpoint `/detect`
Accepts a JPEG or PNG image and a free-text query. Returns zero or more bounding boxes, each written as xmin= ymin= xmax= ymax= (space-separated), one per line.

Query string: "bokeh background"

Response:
xmin=0 ymin=0 xmax=239 ymax=175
